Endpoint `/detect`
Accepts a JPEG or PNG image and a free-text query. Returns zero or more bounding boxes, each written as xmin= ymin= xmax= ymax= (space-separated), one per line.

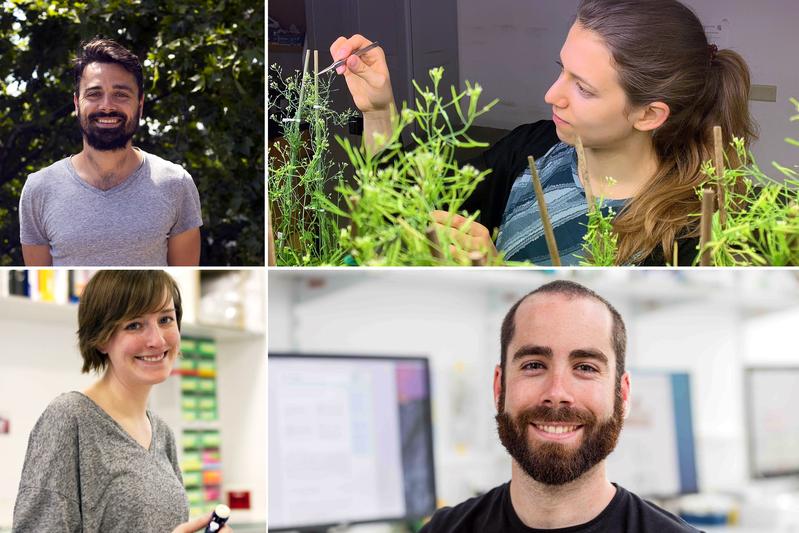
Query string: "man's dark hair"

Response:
xmin=499 ymin=280 xmax=627 ymax=391
xmin=73 ymin=38 xmax=144 ymax=98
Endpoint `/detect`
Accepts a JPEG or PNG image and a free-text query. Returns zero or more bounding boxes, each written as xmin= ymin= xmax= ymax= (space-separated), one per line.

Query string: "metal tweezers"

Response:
xmin=318 ymin=41 xmax=381 ymax=75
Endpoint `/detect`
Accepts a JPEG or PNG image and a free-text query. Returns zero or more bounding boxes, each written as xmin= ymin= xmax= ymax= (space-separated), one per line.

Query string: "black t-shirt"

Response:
xmin=419 ymin=482 xmax=703 ymax=533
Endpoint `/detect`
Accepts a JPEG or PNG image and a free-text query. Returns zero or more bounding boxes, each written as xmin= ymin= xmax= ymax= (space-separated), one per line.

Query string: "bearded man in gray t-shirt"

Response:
xmin=19 ymin=38 xmax=202 ymax=266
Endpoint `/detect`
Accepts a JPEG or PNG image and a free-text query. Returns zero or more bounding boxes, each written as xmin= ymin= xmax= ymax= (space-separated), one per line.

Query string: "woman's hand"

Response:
xmin=430 ymin=210 xmax=497 ymax=262
xmin=329 ymin=34 xmax=396 ymax=118
xmin=171 ymin=513 xmax=233 ymax=533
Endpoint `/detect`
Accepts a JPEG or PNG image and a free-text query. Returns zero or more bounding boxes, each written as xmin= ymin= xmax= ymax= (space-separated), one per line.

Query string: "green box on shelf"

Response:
xmin=198 ymin=397 xmax=216 ymax=410
xmin=199 ymin=409 xmax=218 ymax=421
xmin=182 ymin=396 xmax=199 ymax=410
xmin=186 ymin=489 xmax=204 ymax=505
xmin=198 ymin=379 xmax=216 ymax=393
xmin=201 ymin=431 xmax=221 ymax=448
xmin=183 ymin=471 xmax=203 ymax=487
xmin=181 ymin=376 xmax=199 ymax=392
xmin=181 ymin=452 xmax=203 ymax=472
xmin=197 ymin=360 xmax=216 ymax=373
xmin=179 ymin=358 xmax=197 ymax=371
xmin=182 ymin=410 xmax=198 ymax=422
xmin=180 ymin=338 xmax=198 ymax=353
xmin=198 ymin=340 xmax=216 ymax=357
xmin=182 ymin=431 xmax=201 ymax=449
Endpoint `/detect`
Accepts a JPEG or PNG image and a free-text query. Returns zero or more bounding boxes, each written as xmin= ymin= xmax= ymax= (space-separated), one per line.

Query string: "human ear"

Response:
xmin=620 ymin=371 xmax=632 ymax=418
xmin=633 ymin=101 xmax=670 ymax=132
xmin=493 ymin=365 xmax=503 ymax=412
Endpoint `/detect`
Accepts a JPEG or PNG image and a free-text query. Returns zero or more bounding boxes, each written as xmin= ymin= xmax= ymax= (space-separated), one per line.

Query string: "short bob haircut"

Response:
xmin=78 ymin=271 xmax=182 ymax=374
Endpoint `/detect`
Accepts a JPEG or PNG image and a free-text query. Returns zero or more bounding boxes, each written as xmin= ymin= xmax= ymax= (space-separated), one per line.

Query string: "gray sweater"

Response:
xmin=13 ymin=391 xmax=189 ymax=532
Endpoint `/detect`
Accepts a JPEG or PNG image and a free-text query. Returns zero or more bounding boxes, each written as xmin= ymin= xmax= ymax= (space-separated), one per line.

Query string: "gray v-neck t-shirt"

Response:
xmin=19 ymin=149 xmax=202 ymax=266
xmin=13 ymin=391 xmax=189 ymax=532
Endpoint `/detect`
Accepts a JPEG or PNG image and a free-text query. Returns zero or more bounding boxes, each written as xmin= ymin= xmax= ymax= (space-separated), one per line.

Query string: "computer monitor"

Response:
xmin=606 ymin=370 xmax=699 ymax=497
xmin=268 ymin=354 xmax=437 ymax=532
xmin=745 ymin=367 xmax=799 ymax=479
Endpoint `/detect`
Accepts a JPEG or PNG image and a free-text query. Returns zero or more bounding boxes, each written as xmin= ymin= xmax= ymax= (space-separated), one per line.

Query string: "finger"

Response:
xmin=172 ymin=513 xmax=213 ymax=533
xmin=329 ymin=36 xmax=349 ymax=62
xmin=342 ymin=52 xmax=389 ymax=86
xmin=331 ymin=34 xmax=373 ymax=64
xmin=430 ymin=210 xmax=469 ymax=229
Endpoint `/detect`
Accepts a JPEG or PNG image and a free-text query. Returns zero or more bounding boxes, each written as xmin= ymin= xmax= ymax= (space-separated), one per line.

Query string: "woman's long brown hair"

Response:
xmin=576 ymin=0 xmax=758 ymax=264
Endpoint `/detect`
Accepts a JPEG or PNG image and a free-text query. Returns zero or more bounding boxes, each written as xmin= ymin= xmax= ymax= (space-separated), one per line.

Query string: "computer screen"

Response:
xmin=606 ymin=370 xmax=698 ymax=497
xmin=745 ymin=367 xmax=799 ymax=478
xmin=268 ymin=354 xmax=437 ymax=531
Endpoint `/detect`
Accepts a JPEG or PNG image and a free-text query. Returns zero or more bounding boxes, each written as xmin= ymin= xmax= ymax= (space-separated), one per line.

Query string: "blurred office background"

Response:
xmin=268 ymin=269 xmax=799 ymax=533
xmin=0 ymin=269 xmax=266 ymax=532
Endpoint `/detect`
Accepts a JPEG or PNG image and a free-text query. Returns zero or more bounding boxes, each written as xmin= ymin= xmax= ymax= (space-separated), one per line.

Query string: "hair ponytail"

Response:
xmin=576 ymin=0 xmax=757 ymax=264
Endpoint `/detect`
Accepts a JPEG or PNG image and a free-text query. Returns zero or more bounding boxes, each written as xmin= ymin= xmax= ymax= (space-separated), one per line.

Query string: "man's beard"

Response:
xmin=78 ymin=107 xmax=140 ymax=151
xmin=495 ymin=386 xmax=624 ymax=486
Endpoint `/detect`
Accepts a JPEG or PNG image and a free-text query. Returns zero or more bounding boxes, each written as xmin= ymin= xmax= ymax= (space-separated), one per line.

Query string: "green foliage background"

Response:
xmin=0 ymin=0 xmax=264 ymax=265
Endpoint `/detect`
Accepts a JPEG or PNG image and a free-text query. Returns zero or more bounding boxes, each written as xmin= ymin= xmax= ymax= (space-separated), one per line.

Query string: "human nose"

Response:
xmin=544 ymin=75 xmax=568 ymax=110
xmin=98 ymin=93 xmax=116 ymax=111
xmin=144 ymin=322 xmax=168 ymax=348
xmin=540 ymin=367 xmax=575 ymax=407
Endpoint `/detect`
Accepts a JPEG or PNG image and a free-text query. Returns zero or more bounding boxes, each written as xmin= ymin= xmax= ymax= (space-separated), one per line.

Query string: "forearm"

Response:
xmin=363 ymin=108 xmax=395 ymax=155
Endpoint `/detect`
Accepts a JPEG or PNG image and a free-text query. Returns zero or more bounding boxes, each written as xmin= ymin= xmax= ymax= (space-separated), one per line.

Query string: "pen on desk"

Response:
xmin=319 ymin=41 xmax=382 ymax=75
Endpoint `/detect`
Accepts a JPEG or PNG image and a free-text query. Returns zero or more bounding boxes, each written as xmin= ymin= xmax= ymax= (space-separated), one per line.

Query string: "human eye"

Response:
xmin=575 ymin=363 xmax=598 ymax=374
xmin=521 ymin=360 xmax=545 ymax=372
xmin=555 ymin=60 xmax=564 ymax=71
xmin=159 ymin=315 xmax=175 ymax=325
xmin=123 ymin=321 xmax=143 ymax=331
xmin=576 ymin=82 xmax=594 ymax=97
xmin=114 ymin=92 xmax=130 ymax=99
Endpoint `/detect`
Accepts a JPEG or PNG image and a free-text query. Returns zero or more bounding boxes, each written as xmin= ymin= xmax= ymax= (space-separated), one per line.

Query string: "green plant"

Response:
xmin=330 ymin=67 xmax=502 ymax=266
xmin=269 ymin=65 xmax=503 ymax=266
xmin=695 ymin=99 xmax=799 ymax=266
xmin=267 ymin=59 xmax=356 ymax=265
xmin=578 ymin=178 xmax=619 ymax=267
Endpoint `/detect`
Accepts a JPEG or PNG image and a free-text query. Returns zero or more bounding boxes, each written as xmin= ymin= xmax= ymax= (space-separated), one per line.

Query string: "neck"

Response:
xmin=85 ymin=368 xmax=151 ymax=422
xmin=508 ymin=460 xmax=616 ymax=529
xmin=582 ymin=132 xmax=659 ymax=200
xmin=74 ymin=143 xmax=140 ymax=190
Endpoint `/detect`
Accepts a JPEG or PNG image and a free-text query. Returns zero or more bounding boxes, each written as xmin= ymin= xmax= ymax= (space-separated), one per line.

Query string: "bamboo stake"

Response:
xmin=268 ymin=213 xmax=277 ymax=266
xmin=575 ymin=136 xmax=595 ymax=213
xmin=294 ymin=49 xmax=311 ymax=124
xmin=713 ymin=126 xmax=727 ymax=226
xmin=672 ymin=241 xmax=678 ymax=267
xmin=528 ymin=155 xmax=561 ymax=266
xmin=426 ymin=225 xmax=443 ymax=260
xmin=699 ymin=188 xmax=715 ymax=266
xmin=349 ymin=196 xmax=360 ymax=239
xmin=469 ymin=251 xmax=486 ymax=267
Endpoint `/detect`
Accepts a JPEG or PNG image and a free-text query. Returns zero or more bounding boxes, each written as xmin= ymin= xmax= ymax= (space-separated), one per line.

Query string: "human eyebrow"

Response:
xmin=511 ymin=345 xmax=553 ymax=362
xmin=112 ymin=84 xmax=134 ymax=93
xmin=569 ymin=348 xmax=609 ymax=366
xmin=556 ymin=58 xmax=598 ymax=93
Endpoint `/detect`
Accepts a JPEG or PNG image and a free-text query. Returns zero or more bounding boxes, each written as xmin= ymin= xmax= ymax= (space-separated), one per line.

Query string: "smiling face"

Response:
xmin=494 ymin=292 xmax=630 ymax=485
xmin=74 ymin=62 xmax=143 ymax=151
xmin=99 ymin=297 xmax=180 ymax=388
xmin=544 ymin=22 xmax=644 ymax=149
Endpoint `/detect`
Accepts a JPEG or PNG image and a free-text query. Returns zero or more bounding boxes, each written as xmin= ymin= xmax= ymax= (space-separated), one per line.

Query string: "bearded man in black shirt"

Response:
xmin=421 ymin=280 xmax=701 ymax=533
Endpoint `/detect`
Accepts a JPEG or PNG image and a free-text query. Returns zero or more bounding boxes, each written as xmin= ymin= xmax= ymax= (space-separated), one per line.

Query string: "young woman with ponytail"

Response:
xmin=331 ymin=0 xmax=757 ymax=265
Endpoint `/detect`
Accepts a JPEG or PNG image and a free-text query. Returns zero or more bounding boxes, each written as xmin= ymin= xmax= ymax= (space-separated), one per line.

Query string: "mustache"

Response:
xmin=88 ymin=112 xmax=127 ymax=121
xmin=515 ymin=405 xmax=597 ymax=427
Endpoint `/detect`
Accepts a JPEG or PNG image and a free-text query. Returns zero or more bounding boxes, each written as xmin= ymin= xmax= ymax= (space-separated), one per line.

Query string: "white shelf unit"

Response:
xmin=0 ymin=270 xmax=266 ymax=530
